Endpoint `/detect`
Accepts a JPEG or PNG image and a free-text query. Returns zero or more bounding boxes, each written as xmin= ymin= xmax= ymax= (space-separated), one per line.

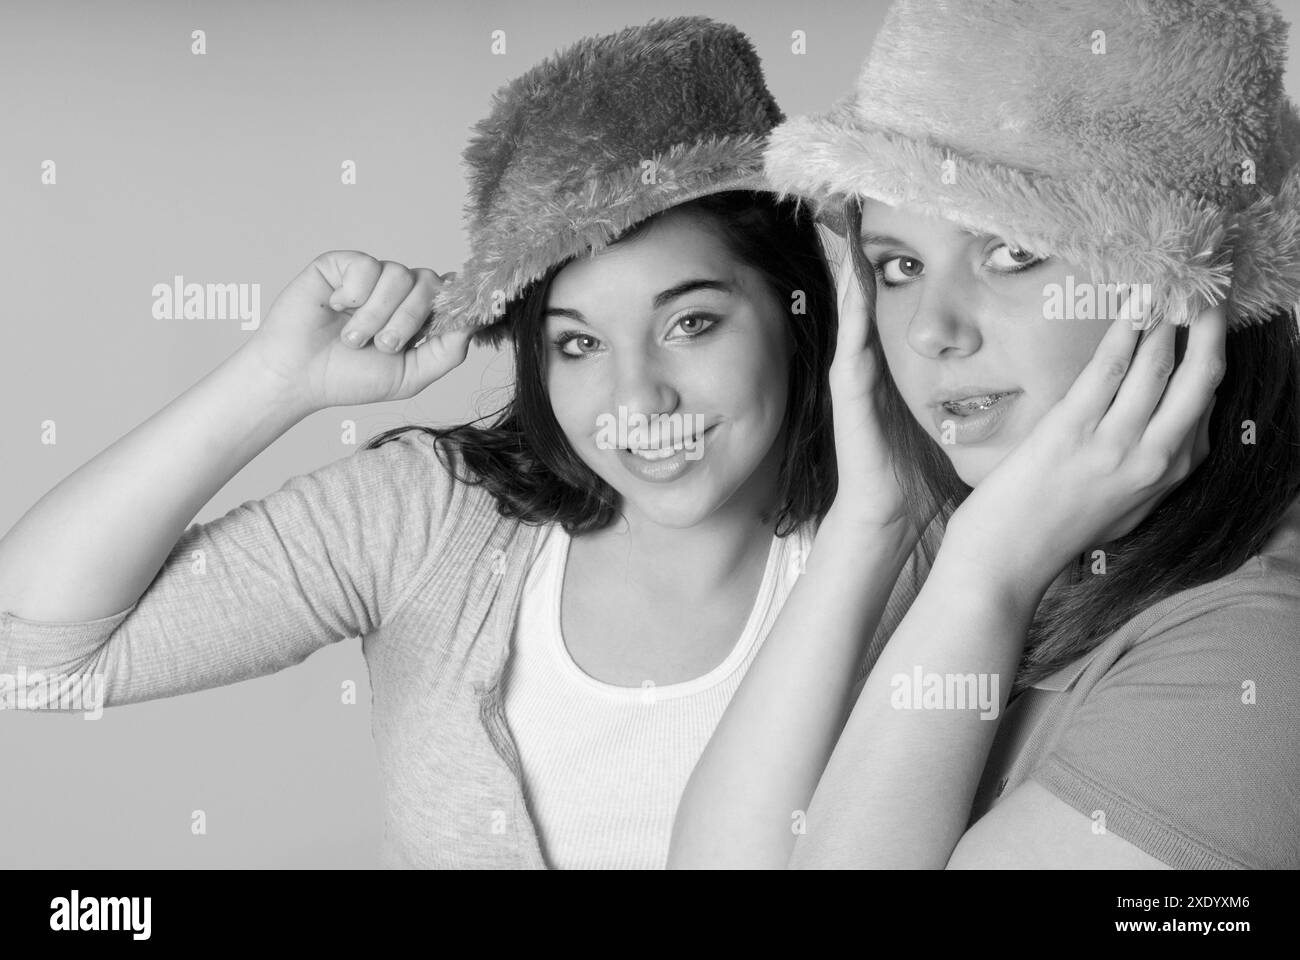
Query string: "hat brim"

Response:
xmin=420 ymin=133 xmax=775 ymax=349
xmin=765 ymin=101 xmax=1300 ymax=330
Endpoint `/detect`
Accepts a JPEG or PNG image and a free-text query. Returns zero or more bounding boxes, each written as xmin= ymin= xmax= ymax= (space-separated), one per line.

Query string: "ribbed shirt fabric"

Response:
xmin=502 ymin=521 xmax=812 ymax=869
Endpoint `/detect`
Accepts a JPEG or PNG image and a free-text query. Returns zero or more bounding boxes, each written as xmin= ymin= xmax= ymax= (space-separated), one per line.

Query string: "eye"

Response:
xmin=875 ymin=255 xmax=925 ymax=286
xmin=986 ymin=243 xmax=1047 ymax=272
xmin=554 ymin=332 xmax=602 ymax=357
xmin=667 ymin=312 xmax=720 ymax=339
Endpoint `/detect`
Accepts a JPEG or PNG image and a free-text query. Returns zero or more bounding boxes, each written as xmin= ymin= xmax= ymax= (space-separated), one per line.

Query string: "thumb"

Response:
xmin=835 ymin=244 xmax=873 ymax=360
xmin=401 ymin=324 xmax=476 ymax=395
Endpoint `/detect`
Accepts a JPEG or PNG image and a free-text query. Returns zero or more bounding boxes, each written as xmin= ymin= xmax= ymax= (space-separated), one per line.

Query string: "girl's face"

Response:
xmin=860 ymin=198 xmax=1120 ymax=486
xmin=544 ymin=207 xmax=791 ymax=529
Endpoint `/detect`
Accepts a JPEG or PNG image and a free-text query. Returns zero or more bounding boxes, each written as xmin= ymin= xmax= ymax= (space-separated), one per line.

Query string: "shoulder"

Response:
xmin=349 ymin=427 xmax=501 ymax=518
xmin=276 ymin=427 xmax=520 ymax=587
xmin=1031 ymin=540 xmax=1300 ymax=868
xmin=1110 ymin=523 xmax=1300 ymax=690
xmin=1075 ymin=492 xmax=1300 ymax=688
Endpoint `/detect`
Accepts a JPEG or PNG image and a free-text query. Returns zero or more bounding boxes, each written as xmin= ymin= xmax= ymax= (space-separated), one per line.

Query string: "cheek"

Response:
xmin=876 ymin=305 xmax=927 ymax=408
xmin=701 ymin=309 xmax=791 ymax=419
xmin=545 ymin=366 xmax=600 ymax=441
xmin=1014 ymin=319 xmax=1112 ymax=406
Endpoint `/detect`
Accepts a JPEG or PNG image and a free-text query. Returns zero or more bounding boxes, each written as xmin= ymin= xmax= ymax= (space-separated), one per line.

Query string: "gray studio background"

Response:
xmin=3 ymin=0 xmax=1299 ymax=868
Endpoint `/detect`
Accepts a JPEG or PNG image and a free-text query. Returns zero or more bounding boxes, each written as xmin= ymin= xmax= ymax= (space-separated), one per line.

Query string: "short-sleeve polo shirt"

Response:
xmin=967 ymin=496 xmax=1300 ymax=869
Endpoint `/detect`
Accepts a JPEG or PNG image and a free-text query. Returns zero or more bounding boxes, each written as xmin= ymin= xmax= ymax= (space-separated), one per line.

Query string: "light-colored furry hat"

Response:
xmin=764 ymin=0 xmax=1300 ymax=331
xmin=420 ymin=16 xmax=782 ymax=346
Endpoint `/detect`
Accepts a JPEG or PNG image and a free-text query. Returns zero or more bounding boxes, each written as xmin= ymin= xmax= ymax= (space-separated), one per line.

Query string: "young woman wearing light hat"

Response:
xmin=670 ymin=0 xmax=1300 ymax=870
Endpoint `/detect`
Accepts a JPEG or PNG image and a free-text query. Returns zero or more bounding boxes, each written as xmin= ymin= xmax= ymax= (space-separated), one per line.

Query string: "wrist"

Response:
xmin=230 ymin=341 xmax=321 ymax=422
xmin=819 ymin=503 xmax=920 ymax=562
xmin=934 ymin=515 xmax=1056 ymax=615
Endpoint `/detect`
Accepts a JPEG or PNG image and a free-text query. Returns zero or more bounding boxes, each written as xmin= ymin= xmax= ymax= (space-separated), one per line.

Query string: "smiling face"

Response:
xmin=543 ymin=206 xmax=792 ymax=529
xmin=860 ymin=198 xmax=1123 ymax=486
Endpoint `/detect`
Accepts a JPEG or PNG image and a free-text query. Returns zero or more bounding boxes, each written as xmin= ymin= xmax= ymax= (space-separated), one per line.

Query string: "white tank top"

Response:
xmin=501 ymin=520 xmax=814 ymax=869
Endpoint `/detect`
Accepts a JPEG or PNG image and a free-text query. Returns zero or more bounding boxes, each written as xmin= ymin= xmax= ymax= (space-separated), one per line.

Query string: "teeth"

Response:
xmin=630 ymin=446 xmax=676 ymax=461
xmin=943 ymin=393 xmax=1008 ymax=415
xmin=624 ymin=437 xmax=696 ymax=460
xmin=627 ymin=438 xmax=696 ymax=460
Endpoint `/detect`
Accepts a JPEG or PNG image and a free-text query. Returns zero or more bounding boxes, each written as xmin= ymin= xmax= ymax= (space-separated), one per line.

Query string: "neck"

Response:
xmin=585 ymin=443 xmax=787 ymax=599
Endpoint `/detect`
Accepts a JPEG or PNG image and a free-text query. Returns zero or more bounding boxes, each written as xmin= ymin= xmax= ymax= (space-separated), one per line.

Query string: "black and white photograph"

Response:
xmin=1 ymin=0 xmax=1297 ymax=931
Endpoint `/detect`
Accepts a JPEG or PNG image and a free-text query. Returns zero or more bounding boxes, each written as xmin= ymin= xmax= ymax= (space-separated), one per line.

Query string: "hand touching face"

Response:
xmin=859 ymin=198 xmax=1128 ymax=486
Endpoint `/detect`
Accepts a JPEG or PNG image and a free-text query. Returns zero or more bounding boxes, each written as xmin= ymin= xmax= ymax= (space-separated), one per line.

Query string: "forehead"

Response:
xmin=859 ymin=198 xmax=981 ymax=245
xmin=546 ymin=207 xmax=740 ymax=306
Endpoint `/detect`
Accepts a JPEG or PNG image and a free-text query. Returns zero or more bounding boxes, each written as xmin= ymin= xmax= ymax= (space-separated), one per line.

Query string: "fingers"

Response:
xmin=1195 ymin=393 xmax=1216 ymax=464
xmin=409 ymin=273 xmax=457 ymax=348
xmin=335 ymin=260 xmax=417 ymax=347
xmin=404 ymin=324 xmax=475 ymax=390
xmin=1096 ymin=315 xmax=1176 ymax=444
xmin=324 ymin=252 xmax=383 ymax=314
xmin=371 ymin=269 xmax=446 ymax=353
xmin=324 ymin=253 xmax=458 ymax=353
xmin=833 ymin=243 xmax=873 ymax=365
xmin=1057 ymin=312 xmax=1143 ymax=429
xmin=1095 ymin=390 xmax=1214 ymax=543
xmin=1142 ymin=302 xmax=1228 ymax=456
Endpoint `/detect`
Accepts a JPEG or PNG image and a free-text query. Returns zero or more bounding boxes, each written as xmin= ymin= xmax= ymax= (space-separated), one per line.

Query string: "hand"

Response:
xmin=944 ymin=301 xmax=1227 ymax=598
xmin=246 ymin=250 xmax=475 ymax=411
xmin=828 ymin=244 xmax=915 ymax=534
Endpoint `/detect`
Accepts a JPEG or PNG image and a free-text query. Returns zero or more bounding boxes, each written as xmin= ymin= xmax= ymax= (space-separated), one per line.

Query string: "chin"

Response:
xmin=943 ymin=446 xmax=1008 ymax=488
xmin=625 ymin=501 xmax=717 ymax=529
xmin=617 ymin=478 xmax=734 ymax=529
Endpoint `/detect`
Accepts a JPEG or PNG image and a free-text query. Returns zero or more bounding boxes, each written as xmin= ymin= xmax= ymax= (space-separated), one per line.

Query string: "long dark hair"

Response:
xmin=364 ymin=190 xmax=838 ymax=536
xmin=844 ymin=198 xmax=1300 ymax=693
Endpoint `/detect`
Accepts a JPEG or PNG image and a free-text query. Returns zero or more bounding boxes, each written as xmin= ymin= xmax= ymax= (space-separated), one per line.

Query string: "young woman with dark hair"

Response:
xmin=363 ymin=190 xmax=838 ymax=538
xmin=669 ymin=0 xmax=1300 ymax=870
xmin=0 ymin=19 xmax=858 ymax=869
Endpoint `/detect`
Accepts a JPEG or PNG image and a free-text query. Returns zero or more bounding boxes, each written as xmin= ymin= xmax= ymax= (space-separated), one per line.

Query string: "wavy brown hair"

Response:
xmin=844 ymin=197 xmax=1300 ymax=693
xmin=363 ymin=191 xmax=838 ymax=537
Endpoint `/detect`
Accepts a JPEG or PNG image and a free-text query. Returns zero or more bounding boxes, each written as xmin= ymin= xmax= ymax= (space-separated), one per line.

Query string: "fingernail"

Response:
xmin=376 ymin=331 xmax=398 ymax=350
xmin=344 ymin=329 xmax=364 ymax=346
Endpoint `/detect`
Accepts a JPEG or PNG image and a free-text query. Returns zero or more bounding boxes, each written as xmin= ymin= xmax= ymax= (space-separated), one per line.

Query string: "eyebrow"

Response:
xmin=544 ymin=278 xmax=733 ymax=321
xmin=858 ymin=228 xmax=985 ymax=249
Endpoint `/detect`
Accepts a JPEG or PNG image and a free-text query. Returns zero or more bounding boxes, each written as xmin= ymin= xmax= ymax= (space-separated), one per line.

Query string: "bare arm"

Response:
xmin=0 ymin=251 xmax=470 ymax=624
xmin=667 ymin=509 xmax=917 ymax=868
xmin=668 ymin=244 xmax=923 ymax=867
xmin=791 ymin=304 xmax=1226 ymax=868
xmin=787 ymin=539 xmax=1034 ymax=868
xmin=0 ymin=343 xmax=313 ymax=622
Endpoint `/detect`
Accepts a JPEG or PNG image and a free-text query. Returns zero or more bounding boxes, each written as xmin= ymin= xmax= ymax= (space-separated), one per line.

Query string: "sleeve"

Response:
xmin=0 ymin=428 xmax=472 ymax=710
xmin=1030 ymin=571 xmax=1300 ymax=870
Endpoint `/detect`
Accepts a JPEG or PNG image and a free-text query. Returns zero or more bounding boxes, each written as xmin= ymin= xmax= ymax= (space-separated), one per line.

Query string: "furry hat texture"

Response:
xmin=764 ymin=0 xmax=1300 ymax=331
xmin=420 ymin=16 xmax=783 ymax=346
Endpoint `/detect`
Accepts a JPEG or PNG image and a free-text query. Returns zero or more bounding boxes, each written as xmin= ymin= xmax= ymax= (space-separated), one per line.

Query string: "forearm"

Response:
xmin=0 ymin=342 xmax=317 ymax=622
xmin=787 ymin=536 xmax=1045 ymax=869
xmin=667 ymin=507 xmax=918 ymax=869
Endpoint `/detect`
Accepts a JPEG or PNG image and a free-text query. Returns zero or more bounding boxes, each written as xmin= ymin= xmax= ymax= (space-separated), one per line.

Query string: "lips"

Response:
xmin=625 ymin=436 xmax=700 ymax=460
xmin=930 ymin=386 xmax=1021 ymax=417
xmin=930 ymin=391 xmax=1022 ymax=444
xmin=941 ymin=392 xmax=1017 ymax=416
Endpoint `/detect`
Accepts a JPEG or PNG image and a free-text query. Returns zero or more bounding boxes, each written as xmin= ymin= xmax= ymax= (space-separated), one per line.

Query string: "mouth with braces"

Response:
xmin=941 ymin=392 xmax=1016 ymax=416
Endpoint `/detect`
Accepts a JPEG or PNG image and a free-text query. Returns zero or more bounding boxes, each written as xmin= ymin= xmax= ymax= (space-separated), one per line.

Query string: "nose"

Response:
xmin=905 ymin=273 xmax=984 ymax=359
xmin=611 ymin=348 xmax=679 ymax=421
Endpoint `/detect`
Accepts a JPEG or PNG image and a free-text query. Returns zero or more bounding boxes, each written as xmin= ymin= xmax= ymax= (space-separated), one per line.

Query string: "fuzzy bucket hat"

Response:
xmin=419 ymin=16 xmax=783 ymax=346
xmin=764 ymin=0 xmax=1300 ymax=331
